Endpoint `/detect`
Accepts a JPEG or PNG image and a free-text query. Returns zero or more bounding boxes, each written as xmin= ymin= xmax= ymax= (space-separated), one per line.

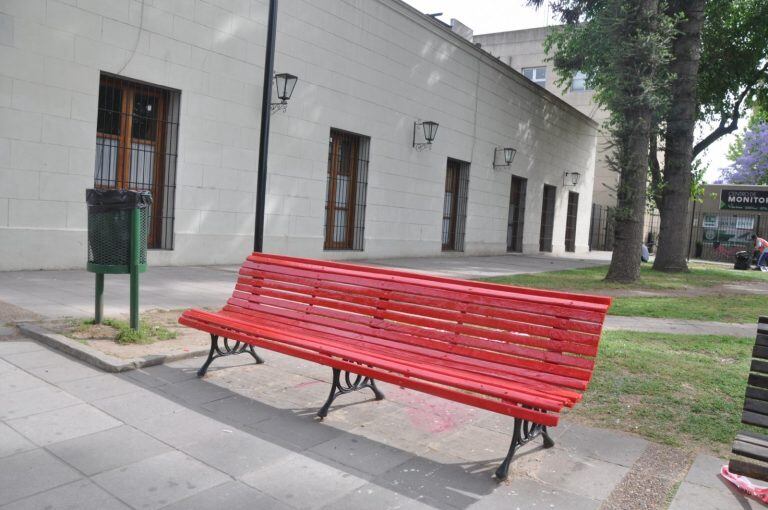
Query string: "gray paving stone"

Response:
xmin=0 ymin=479 xmax=130 ymax=510
xmin=0 ymin=369 xmax=48 ymax=394
xmin=135 ymin=409 xmax=240 ymax=448
xmin=0 ymin=449 xmax=81 ymax=506
xmin=534 ymin=449 xmax=629 ymax=501
xmin=309 ymin=434 xmax=414 ymax=476
xmin=58 ymin=373 xmax=141 ymax=402
xmin=0 ymin=340 xmax=44 ymax=356
xmin=683 ymin=453 xmax=728 ymax=489
xmin=3 ymin=348 xmax=71 ymax=370
xmin=47 ymin=425 xmax=172 ymax=476
xmin=426 ymin=424 xmax=511 ymax=462
xmin=91 ymin=389 xmax=186 ymax=425
xmin=157 ymin=378 xmax=233 ymax=405
xmin=0 ymin=385 xmax=82 ymax=420
xmin=241 ymin=453 xmax=369 ymax=509
xmin=247 ymin=413 xmax=344 ymax=450
xmin=668 ymin=480 xmax=762 ymax=510
xmin=140 ymin=364 xmax=200 ymax=384
xmin=27 ymin=361 xmax=102 ymax=384
xmin=0 ymin=358 xmax=16 ymax=373
xmin=201 ymin=395 xmax=275 ymax=426
xmin=376 ymin=455 xmax=497 ymax=509
xmin=180 ymin=429 xmax=292 ymax=477
xmin=468 ymin=477 xmax=602 ymax=510
xmin=159 ymin=481 xmax=292 ymax=510
xmin=0 ymin=422 xmax=35 ymax=459
xmin=7 ymin=403 xmax=122 ymax=446
xmin=0 ymin=326 xmax=18 ymax=337
xmin=320 ymin=483 xmax=435 ymax=510
xmin=91 ymin=451 xmax=230 ymax=510
xmin=558 ymin=423 xmax=649 ymax=467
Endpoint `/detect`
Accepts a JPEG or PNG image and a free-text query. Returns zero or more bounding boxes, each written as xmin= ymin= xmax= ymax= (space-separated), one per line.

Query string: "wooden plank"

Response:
xmin=729 ymin=459 xmax=768 ymax=481
xmin=748 ymin=373 xmax=768 ymax=389
xmin=746 ymin=386 xmax=768 ymax=402
xmin=742 ymin=410 xmax=768 ymax=428
xmin=753 ymin=346 xmax=768 ymax=360
xmin=733 ymin=440 xmax=768 ymax=462
xmin=755 ymin=334 xmax=768 ymax=348
xmin=752 ymin=359 xmax=768 ymax=375
xmin=736 ymin=431 xmax=768 ymax=449
xmin=744 ymin=398 xmax=768 ymax=416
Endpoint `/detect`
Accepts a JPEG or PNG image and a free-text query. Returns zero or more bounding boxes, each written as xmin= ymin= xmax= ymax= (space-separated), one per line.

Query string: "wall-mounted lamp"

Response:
xmin=413 ymin=120 xmax=439 ymax=151
xmin=563 ymin=171 xmax=581 ymax=186
xmin=271 ymin=72 xmax=298 ymax=114
xmin=493 ymin=147 xmax=517 ymax=168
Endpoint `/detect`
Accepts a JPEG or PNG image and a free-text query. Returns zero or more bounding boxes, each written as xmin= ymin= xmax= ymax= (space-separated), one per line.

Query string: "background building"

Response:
xmin=0 ymin=0 xmax=597 ymax=270
xmin=472 ymin=26 xmax=617 ymax=208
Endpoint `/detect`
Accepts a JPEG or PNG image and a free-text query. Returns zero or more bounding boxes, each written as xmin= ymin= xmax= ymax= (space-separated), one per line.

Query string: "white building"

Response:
xmin=0 ymin=0 xmax=598 ymax=271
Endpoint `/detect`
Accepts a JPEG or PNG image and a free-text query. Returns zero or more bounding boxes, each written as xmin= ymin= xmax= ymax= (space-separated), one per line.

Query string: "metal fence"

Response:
xmin=589 ymin=203 xmax=768 ymax=263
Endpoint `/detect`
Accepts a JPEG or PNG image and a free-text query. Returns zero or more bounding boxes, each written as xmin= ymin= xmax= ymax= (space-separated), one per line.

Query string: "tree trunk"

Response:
xmin=653 ymin=0 xmax=705 ymax=272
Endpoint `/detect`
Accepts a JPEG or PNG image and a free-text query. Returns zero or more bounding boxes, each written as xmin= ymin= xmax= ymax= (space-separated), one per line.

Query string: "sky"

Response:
xmin=402 ymin=0 xmax=738 ymax=183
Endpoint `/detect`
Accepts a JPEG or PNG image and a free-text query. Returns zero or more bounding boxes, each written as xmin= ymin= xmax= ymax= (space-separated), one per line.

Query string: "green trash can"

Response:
xmin=86 ymin=189 xmax=152 ymax=329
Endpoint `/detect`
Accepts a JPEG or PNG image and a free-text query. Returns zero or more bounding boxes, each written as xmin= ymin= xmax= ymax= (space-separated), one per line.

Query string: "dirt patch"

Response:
xmin=0 ymin=300 xmax=42 ymax=323
xmin=566 ymin=280 xmax=768 ymax=298
xmin=44 ymin=309 xmax=211 ymax=360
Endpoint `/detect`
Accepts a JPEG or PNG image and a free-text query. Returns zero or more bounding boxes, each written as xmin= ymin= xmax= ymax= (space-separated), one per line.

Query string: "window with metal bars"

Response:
xmin=565 ymin=191 xmax=579 ymax=252
xmin=442 ymin=158 xmax=470 ymax=252
xmin=323 ymin=129 xmax=369 ymax=251
xmin=94 ymin=74 xmax=180 ymax=250
xmin=539 ymin=184 xmax=556 ymax=252
xmin=507 ymin=175 xmax=527 ymax=252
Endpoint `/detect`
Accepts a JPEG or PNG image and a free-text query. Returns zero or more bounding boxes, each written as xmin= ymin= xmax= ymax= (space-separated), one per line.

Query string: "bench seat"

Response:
xmin=179 ymin=253 xmax=611 ymax=478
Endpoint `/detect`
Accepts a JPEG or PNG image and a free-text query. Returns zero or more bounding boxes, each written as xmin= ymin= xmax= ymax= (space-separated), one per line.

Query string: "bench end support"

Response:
xmin=495 ymin=417 xmax=554 ymax=481
xmin=197 ymin=334 xmax=264 ymax=378
xmin=317 ymin=367 xmax=385 ymax=419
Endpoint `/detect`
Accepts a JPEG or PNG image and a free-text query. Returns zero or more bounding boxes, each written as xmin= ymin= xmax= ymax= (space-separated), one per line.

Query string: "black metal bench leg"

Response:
xmin=317 ymin=367 xmax=385 ymax=419
xmin=197 ymin=334 xmax=264 ymax=378
xmin=495 ymin=418 xmax=555 ymax=481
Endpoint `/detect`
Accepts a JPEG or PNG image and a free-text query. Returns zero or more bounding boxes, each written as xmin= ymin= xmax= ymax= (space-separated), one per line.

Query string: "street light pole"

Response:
xmin=254 ymin=0 xmax=278 ymax=253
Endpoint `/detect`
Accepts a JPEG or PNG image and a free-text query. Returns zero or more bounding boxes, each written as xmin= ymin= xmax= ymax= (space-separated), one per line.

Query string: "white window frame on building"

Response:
xmin=323 ymin=128 xmax=370 ymax=251
xmin=94 ymin=73 xmax=180 ymax=250
xmin=571 ymin=71 xmax=590 ymax=92
xmin=522 ymin=66 xmax=547 ymax=87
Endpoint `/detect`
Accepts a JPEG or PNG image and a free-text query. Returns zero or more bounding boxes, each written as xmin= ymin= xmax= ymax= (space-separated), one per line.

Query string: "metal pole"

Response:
xmin=129 ymin=207 xmax=141 ymax=330
xmin=95 ymin=273 xmax=104 ymax=324
xmin=254 ymin=0 xmax=278 ymax=253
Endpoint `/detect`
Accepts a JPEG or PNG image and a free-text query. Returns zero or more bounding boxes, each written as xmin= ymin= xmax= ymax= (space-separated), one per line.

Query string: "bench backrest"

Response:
xmin=224 ymin=253 xmax=611 ymax=391
xmin=742 ymin=316 xmax=768 ymax=428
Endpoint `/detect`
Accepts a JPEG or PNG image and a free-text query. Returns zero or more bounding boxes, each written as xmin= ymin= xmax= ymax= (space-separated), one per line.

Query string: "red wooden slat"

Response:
xmin=182 ymin=309 xmax=569 ymax=412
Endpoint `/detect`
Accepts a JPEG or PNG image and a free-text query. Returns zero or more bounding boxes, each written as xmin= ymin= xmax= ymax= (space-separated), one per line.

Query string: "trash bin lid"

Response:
xmin=86 ymin=189 xmax=152 ymax=212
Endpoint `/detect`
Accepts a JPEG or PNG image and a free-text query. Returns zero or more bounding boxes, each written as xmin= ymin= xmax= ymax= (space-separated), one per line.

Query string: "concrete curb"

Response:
xmin=17 ymin=322 xmax=207 ymax=373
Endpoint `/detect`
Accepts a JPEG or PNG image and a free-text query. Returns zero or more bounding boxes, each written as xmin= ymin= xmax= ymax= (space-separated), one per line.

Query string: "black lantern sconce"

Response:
xmin=413 ymin=120 xmax=439 ymax=151
xmin=493 ymin=147 xmax=517 ymax=169
xmin=563 ymin=171 xmax=581 ymax=186
xmin=271 ymin=73 xmax=298 ymax=113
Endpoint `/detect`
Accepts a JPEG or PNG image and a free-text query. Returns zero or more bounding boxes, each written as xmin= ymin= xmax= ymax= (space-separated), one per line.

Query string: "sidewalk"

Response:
xmin=604 ymin=316 xmax=754 ymax=338
xmin=1 ymin=329 xmax=760 ymax=510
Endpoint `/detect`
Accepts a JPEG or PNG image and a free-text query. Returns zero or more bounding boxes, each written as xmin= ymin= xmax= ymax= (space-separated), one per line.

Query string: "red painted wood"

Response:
xmin=178 ymin=254 xmax=610 ymax=426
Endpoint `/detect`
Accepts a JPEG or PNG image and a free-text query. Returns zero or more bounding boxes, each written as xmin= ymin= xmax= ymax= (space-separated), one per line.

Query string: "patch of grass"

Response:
xmin=484 ymin=263 xmax=768 ymax=292
xmin=573 ymin=330 xmax=752 ymax=453
xmin=77 ymin=318 xmax=176 ymax=345
xmin=609 ymin=294 xmax=764 ymax=323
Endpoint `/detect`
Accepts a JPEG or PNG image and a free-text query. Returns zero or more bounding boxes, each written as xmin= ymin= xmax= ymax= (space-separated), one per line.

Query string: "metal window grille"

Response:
xmin=324 ymin=129 xmax=369 ymax=251
xmin=94 ymin=73 xmax=180 ymax=250
xmin=688 ymin=211 xmax=765 ymax=262
xmin=442 ymin=158 xmax=470 ymax=252
xmin=507 ymin=175 xmax=527 ymax=252
xmin=565 ymin=191 xmax=579 ymax=252
xmin=539 ymin=184 xmax=556 ymax=252
xmin=588 ymin=203 xmax=616 ymax=251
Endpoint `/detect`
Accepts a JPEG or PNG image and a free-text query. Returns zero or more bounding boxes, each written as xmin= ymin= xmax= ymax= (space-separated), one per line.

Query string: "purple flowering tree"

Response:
xmin=721 ymin=122 xmax=768 ymax=184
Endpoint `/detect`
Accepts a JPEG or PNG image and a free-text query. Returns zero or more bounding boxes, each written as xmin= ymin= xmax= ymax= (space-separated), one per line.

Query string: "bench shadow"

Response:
xmin=116 ymin=355 xmax=554 ymax=510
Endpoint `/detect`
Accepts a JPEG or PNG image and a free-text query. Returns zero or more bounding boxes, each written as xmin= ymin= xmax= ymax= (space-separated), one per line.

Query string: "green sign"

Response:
xmin=720 ymin=189 xmax=768 ymax=211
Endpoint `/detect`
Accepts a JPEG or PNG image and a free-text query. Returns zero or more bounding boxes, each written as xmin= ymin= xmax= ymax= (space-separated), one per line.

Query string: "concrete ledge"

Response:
xmin=17 ymin=322 xmax=207 ymax=373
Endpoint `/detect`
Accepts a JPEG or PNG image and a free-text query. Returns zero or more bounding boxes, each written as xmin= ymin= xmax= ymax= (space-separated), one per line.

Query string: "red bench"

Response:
xmin=179 ymin=253 xmax=611 ymax=479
